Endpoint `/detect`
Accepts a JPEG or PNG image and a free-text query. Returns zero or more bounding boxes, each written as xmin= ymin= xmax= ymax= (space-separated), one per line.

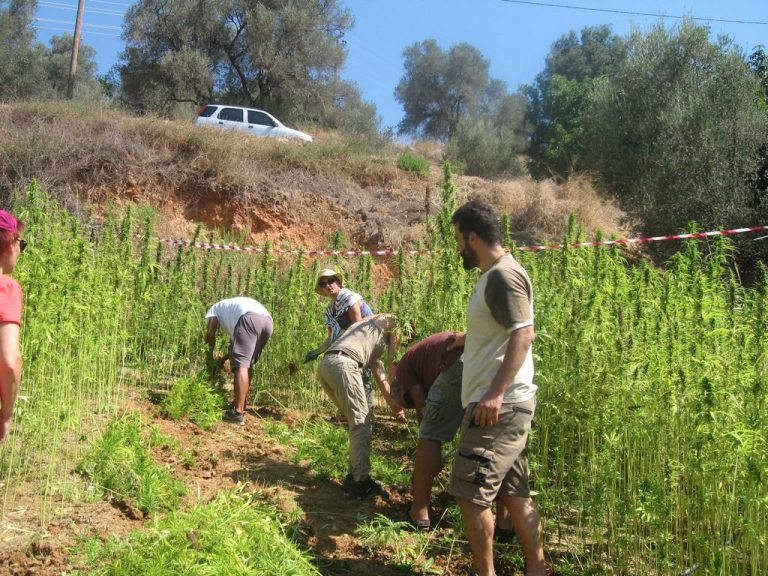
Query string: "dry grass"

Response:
xmin=448 ymin=173 xmax=629 ymax=245
xmin=408 ymin=139 xmax=444 ymax=164
xmin=498 ymin=175 xmax=628 ymax=243
xmin=0 ymin=100 xmax=629 ymax=248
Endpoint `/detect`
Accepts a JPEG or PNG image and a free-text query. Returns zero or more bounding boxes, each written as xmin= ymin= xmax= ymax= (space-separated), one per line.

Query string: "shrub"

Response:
xmin=444 ymin=117 xmax=525 ymax=178
xmin=397 ymin=151 xmax=430 ymax=176
xmin=72 ymin=489 xmax=320 ymax=575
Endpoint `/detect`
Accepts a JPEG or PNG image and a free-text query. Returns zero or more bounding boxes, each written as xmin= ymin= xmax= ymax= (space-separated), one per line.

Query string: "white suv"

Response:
xmin=196 ymin=104 xmax=312 ymax=142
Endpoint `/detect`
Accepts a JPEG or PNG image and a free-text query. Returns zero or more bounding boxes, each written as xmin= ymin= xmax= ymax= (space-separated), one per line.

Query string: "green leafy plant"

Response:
xmin=267 ymin=418 xmax=412 ymax=486
xmin=6 ymin=178 xmax=768 ymax=574
xmin=397 ymin=151 xmax=431 ymax=177
xmin=161 ymin=371 xmax=227 ymax=430
xmin=265 ymin=419 xmax=348 ymax=481
xmin=77 ymin=412 xmax=186 ymax=515
xmin=70 ymin=488 xmax=320 ymax=575
xmin=356 ymin=513 xmax=431 ymax=567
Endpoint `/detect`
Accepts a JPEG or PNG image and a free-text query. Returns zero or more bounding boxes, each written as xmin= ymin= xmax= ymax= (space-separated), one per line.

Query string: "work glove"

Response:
xmin=304 ymin=348 xmax=322 ymax=363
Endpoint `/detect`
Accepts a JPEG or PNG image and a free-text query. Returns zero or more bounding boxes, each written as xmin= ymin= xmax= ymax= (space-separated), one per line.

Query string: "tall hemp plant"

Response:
xmin=381 ymin=162 xmax=471 ymax=340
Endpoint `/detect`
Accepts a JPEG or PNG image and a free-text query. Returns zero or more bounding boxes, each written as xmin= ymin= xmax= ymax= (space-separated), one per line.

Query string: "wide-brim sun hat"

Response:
xmin=315 ymin=268 xmax=343 ymax=295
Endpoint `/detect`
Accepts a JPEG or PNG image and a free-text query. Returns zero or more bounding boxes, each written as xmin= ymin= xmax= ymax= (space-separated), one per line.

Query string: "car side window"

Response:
xmin=247 ymin=110 xmax=276 ymax=127
xmin=199 ymin=105 xmax=217 ymax=118
xmin=218 ymin=108 xmax=244 ymax=122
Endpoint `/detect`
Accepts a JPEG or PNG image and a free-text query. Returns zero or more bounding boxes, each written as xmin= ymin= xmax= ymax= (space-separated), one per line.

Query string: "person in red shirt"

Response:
xmin=0 ymin=210 xmax=25 ymax=444
xmin=393 ymin=332 xmax=513 ymax=537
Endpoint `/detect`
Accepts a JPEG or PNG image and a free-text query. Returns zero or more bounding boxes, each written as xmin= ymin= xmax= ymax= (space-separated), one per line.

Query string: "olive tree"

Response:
xmin=749 ymin=45 xmax=768 ymax=102
xmin=583 ymin=20 xmax=768 ymax=238
xmin=46 ymin=34 xmax=102 ymax=99
xmin=0 ymin=0 xmax=49 ymax=100
xmin=118 ymin=0 xmax=377 ymax=131
xmin=444 ymin=92 xmax=527 ymax=177
xmin=395 ymin=39 xmax=495 ymax=141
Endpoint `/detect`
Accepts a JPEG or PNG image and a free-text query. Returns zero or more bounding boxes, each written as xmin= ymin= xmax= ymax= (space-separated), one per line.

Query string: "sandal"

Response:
xmin=405 ymin=503 xmax=431 ymax=531
xmin=406 ymin=515 xmax=431 ymax=531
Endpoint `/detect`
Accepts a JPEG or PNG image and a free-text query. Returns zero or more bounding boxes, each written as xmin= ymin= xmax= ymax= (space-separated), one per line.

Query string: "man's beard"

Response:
xmin=460 ymin=245 xmax=479 ymax=270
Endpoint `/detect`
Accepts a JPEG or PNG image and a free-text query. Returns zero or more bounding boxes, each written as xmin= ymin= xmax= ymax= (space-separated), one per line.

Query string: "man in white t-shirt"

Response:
xmin=205 ymin=297 xmax=273 ymax=425
xmin=448 ymin=200 xmax=546 ymax=576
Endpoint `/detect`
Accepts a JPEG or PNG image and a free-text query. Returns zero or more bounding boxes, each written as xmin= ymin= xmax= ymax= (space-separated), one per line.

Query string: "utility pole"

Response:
xmin=66 ymin=0 xmax=86 ymax=99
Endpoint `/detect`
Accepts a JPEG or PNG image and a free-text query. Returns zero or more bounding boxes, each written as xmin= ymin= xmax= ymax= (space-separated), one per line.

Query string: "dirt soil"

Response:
xmin=0 ymin=392 xmax=486 ymax=576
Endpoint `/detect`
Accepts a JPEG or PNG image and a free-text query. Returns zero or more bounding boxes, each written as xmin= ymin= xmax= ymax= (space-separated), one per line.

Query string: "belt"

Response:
xmin=326 ymin=350 xmax=363 ymax=369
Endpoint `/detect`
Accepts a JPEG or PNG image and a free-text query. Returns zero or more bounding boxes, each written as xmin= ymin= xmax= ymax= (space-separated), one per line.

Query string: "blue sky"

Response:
xmin=34 ymin=0 xmax=766 ymax=130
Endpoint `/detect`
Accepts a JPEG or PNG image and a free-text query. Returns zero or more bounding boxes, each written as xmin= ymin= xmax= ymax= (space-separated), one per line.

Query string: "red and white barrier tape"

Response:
xmin=152 ymin=225 xmax=768 ymax=257
xmin=520 ymin=225 xmax=768 ymax=251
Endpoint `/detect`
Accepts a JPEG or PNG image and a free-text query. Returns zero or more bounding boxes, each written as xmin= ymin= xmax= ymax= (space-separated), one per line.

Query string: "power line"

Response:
xmin=88 ymin=0 xmax=131 ymax=7
xmin=498 ymin=0 xmax=768 ymax=26
xmin=36 ymin=25 xmax=121 ymax=37
xmin=36 ymin=16 xmax=122 ymax=31
xmin=40 ymin=1 xmax=125 ymax=17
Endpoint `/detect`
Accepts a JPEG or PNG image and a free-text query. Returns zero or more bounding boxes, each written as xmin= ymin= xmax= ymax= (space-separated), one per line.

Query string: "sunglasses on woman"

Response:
xmin=16 ymin=238 xmax=27 ymax=252
xmin=318 ymin=278 xmax=337 ymax=287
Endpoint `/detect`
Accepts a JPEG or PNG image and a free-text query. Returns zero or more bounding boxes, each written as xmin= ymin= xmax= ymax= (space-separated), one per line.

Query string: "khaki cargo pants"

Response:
xmin=318 ymin=352 xmax=373 ymax=481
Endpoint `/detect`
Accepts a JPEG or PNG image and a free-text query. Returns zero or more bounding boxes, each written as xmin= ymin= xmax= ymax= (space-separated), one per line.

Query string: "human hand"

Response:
xmin=304 ymin=348 xmax=322 ymax=363
xmin=472 ymin=394 xmax=503 ymax=428
xmin=447 ymin=331 xmax=465 ymax=351
xmin=386 ymin=397 xmax=407 ymax=423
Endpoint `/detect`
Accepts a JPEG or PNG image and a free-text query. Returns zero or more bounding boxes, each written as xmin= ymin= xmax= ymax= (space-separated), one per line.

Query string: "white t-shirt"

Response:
xmin=462 ymin=255 xmax=536 ymax=407
xmin=205 ymin=297 xmax=271 ymax=337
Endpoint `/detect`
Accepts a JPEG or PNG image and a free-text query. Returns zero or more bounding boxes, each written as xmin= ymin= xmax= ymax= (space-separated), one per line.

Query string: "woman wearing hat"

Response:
xmin=306 ymin=268 xmax=405 ymax=421
xmin=312 ymin=268 xmax=373 ymax=349
xmin=0 ymin=210 xmax=25 ymax=443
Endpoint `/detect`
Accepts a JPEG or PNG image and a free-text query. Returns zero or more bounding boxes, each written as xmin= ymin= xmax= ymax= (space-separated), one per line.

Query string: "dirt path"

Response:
xmin=0 ymin=395 xmax=473 ymax=575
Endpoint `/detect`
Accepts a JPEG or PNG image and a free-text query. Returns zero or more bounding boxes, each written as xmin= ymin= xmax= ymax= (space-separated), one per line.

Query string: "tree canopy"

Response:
xmin=47 ymin=34 xmax=102 ymax=99
xmin=395 ymin=39 xmax=497 ymax=141
xmin=523 ymin=25 xmax=627 ymax=179
xmin=395 ymin=39 xmax=527 ymax=177
xmin=582 ymin=21 xmax=768 ymax=236
xmin=0 ymin=1 xmax=101 ymax=101
xmin=117 ymin=0 xmax=376 ymax=132
xmin=0 ymin=0 xmax=48 ymax=100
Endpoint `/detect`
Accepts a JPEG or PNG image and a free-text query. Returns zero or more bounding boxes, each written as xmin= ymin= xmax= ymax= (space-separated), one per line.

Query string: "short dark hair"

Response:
xmin=452 ymin=200 xmax=503 ymax=245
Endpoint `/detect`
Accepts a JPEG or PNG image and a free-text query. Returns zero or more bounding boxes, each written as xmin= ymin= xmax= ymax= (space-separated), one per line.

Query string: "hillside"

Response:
xmin=1 ymin=128 xmax=765 ymax=574
xmin=0 ymin=100 xmax=627 ymax=250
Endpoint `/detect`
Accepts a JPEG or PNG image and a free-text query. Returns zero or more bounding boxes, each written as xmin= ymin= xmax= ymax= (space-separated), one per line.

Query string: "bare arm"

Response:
xmin=371 ymin=359 xmax=405 ymax=420
xmin=473 ymin=325 xmax=535 ymax=428
xmin=205 ymin=317 xmax=219 ymax=348
xmin=347 ymin=301 xmax=363 ymax=324
xmin=408 ymin=384 xmax=428 ymax=422
xmin=381 ymin=314 xmax=400 ymax=378
xmin=318 ymin=326 xmax=334 ymax=352
xmin=0 ymin=322 xmax=21 ymax=443
xmin=372 ymin=316 xmax=405 ymax=420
